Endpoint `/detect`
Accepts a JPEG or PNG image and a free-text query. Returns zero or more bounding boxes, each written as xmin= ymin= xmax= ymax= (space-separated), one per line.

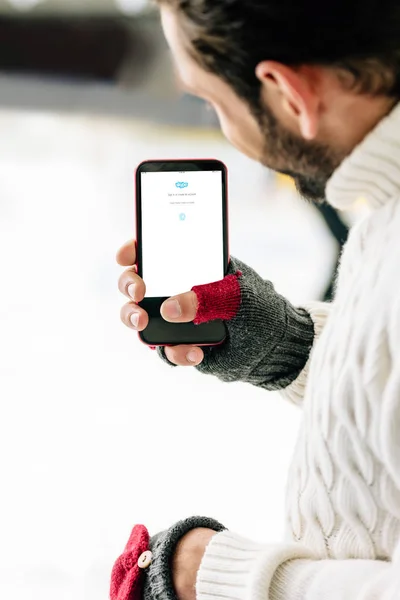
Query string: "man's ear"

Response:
xmin=255 ymin=61 xmax=320 ymax=140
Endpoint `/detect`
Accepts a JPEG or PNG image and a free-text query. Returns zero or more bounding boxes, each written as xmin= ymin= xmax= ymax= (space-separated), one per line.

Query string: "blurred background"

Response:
xmin=0 ymin=2 xmax=358 ymax=599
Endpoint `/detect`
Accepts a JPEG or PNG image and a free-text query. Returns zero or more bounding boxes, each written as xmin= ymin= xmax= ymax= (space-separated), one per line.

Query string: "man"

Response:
xmin=112 ymin=1 xmax=400 ymax=599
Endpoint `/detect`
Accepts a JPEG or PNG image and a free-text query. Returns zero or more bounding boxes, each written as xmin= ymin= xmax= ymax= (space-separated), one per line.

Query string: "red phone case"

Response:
xmin=134 ymin=158 xmax=230 ymax=348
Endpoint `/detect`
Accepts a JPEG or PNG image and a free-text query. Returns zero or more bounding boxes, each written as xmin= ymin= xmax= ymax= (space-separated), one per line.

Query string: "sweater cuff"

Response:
xmin=196 ymin=531 xmax=314 ymax=600
xmin=281 ymin=302 xmax=332 ymax=405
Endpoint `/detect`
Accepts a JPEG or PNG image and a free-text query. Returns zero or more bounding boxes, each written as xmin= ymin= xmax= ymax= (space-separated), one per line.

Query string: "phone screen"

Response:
xmin=140 ymin=169 xmax=225 ymax=298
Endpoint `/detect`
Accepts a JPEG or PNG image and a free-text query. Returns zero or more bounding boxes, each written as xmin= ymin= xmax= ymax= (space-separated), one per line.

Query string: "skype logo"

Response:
xmin=175 ymin=181 xmax=189 ymax=189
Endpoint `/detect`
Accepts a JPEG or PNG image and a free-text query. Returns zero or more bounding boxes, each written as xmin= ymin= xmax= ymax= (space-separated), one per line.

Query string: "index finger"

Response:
xmin=116 ymin=240 xmax=136 ymax=267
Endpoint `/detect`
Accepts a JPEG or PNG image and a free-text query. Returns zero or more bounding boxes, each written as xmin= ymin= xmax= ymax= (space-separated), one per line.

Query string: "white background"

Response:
xmin=0 ymin=109 xmax=337 ymax=600
xmin=141 ymin=170 xmax=224 ymax=297
xmin=0 ymin=1 xmax=150 ymax=16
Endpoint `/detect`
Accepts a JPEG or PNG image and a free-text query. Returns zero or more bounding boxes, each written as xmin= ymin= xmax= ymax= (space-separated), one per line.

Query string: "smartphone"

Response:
xmin=135 ymin=159 xmax=229 ymax=347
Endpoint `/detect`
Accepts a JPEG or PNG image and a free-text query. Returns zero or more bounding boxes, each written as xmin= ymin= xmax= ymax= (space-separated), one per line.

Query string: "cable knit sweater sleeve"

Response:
xmin=196 ymin=531 xmax=400 ymax=600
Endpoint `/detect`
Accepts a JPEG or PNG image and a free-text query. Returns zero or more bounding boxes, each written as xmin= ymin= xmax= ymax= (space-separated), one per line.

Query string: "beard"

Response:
xmin=255 ymin=102 xmax=345 ymax=203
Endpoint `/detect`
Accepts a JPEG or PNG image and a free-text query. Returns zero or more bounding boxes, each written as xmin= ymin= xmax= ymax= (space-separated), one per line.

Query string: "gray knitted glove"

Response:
xmin=110 ymin=516 xmax=226 ymax=600
xmin=159 ymin=257 xmax=315 ymax=391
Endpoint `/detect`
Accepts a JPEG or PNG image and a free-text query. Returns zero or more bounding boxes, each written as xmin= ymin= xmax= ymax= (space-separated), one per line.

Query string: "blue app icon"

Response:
xmin=176 ymin=181 xmax=189 ymax=189
xmin=179 ymin=213 xmax=186 ymax=221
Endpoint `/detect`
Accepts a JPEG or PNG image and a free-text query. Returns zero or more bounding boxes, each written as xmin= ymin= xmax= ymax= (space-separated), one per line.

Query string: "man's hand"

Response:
xmin=117 ymin=239 xmax=315 ymax=391
xmin=172 ymin=528 xmax=217 ymax=600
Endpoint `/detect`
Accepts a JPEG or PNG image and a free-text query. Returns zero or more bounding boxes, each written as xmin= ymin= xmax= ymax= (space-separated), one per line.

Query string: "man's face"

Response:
xmin=161 ymin=7 xmax=344 ymax=202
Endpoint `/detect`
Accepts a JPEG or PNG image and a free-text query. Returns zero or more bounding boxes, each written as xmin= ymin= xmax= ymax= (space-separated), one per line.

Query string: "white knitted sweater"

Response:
xmin=196 ymin=105 xmax=400 ymax=600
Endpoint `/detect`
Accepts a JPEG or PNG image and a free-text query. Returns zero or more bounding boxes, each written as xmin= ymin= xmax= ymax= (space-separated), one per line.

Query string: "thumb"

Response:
xmin=161 ymin=291 xmax=198 ymax=323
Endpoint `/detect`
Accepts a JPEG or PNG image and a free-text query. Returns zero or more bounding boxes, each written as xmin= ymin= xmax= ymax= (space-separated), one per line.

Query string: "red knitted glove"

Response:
xmin=159 ymin=257 xmax=315 ymax=391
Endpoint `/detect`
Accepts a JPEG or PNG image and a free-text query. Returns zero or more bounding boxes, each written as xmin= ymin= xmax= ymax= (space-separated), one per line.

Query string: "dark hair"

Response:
xmin=158 ymin=0 xmax=400 ymax=108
